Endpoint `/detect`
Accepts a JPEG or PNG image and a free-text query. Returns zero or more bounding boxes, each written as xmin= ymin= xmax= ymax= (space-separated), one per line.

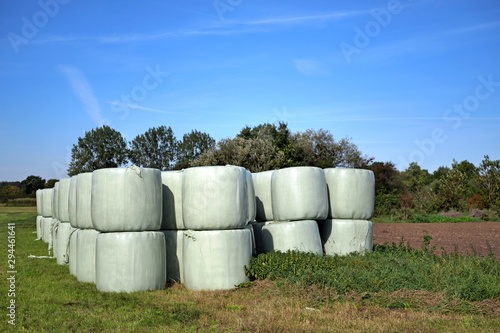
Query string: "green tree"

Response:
xmin=68 ymin=125 xmax=128 ymax=176
xmin=438 ymin=168 xmax=468 ymax=211
xmin=176 ymin=130 xmax=215 ymax=169
xmin=401 ymin=162 xmax=432 ymax=192
xmin=432 ymin=166 xmax=450 ymax=180
xmin=45 ymin=179 xmax=58 ymax=188
xmin=128 ymin=126 xmax=178 ymax=170
xmin=477 ymin=155 xmax=500 ymax=209
xmin=21 ymin=175 xmax=45 ymax=195
xmin=1 ymin=185 xmax=22 ymax=198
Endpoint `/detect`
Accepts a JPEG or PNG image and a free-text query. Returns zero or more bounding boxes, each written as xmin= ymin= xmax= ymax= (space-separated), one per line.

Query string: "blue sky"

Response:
xmin=1 ymin=0 xmax=499 ymax=181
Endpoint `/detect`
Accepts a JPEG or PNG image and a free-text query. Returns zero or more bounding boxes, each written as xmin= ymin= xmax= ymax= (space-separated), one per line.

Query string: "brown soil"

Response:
xmin=373 ymin=222 xmax=500 ymax=258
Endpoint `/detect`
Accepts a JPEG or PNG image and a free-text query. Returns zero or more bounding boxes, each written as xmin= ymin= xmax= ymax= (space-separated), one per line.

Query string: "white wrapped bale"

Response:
xmin=159 ymin=230 xmax=184 ymax=284
xmin=58 ymin=178 xmax=71 ymax=222
xmin=161 ymin=171 xmax=185 ymax=230
xmin=96 ymin=232 xmax=166 ymax=292
xmin=68 ymin=176 xmax=78 ymax=227
xmin=246 ymin=170 xmax=256 ymax=223
xmin=261 ymin=220 xmax=323 ymax=255
xmin=182 ymin=166 xmax=252 ymax=230
xmin=76 ymin=173 xmax=93 ymax=229
xmin=271 ymin=167 xmax=328 ymax=221
xmin=54 ymin=222 xmax=72 ymax=265
xmin=52 ymin=182 xmax=59 ymax=220
xmin=324 ymin=168 xmax=375 ymax=220
xmin=319 ymin=219 xmax=373 ymax=255
xmin=252 ymin=171 xmax=274 ymax=222
xmin=69 ymin=228 xmax=79 ymax=277
xmin=92 ymin=167 xmax=162 ymax=232
xmin=250 ymin=221 xmax=272 ymax=255
xmin=36 ymin=190 xmax=42 ymax=216
xmin=36 ymin=215 xmax=43 ymax=240
xmin=183 ymin=229 xmax=252 ymax=291
xmin=41 ymin=217 xmax=54 ymax=243
xmin=76 ymin=229 xmax=100 ymax=283
xmin=41 ymin=188 xmax=53 ymax=217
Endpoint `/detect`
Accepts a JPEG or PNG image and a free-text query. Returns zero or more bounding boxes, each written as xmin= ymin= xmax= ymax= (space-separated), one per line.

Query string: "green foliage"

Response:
xmin=44 ymin=179 xmax=58 ymax=188
xmin=408 ymin=214 xmax=480 ymax=223
xmin=176 ymin=130 xmax=215 ymax=169
xmin=245 ymin=243 xmax=500 ymax=302
xmin=21 ymin=175 xmax=45 ymax=195
xmin=68 ymin=125 xmax=128 ymax=176
xmin=128 ymin=125 xmax=178 ymax=170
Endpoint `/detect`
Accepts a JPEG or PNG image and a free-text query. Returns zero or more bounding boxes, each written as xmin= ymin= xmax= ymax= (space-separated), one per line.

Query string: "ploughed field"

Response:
xmin=373 ymin=222 xmax=500 ymax=258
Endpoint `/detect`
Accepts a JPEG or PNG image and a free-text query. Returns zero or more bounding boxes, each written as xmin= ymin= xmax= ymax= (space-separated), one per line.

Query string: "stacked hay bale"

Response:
xmin=251 ymin=167 xmax=326 ymax=255
xmin=181 ymin=166 xmax=255 ymax=291
xmin=319 ymin=168 xmax=375 ymax=255
xmin=35 ymin=189 xmax=43 ymax=240
xmin=52 ymin=178 xmax=73 ymax=265
xmin=92 ymin=166 xmax=166 ymax=293
xmin=40 ymin=188 xmax=54 ymax=244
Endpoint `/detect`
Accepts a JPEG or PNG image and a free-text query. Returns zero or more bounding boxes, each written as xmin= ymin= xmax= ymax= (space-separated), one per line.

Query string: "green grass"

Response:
xmin=1 ymin=206 xmax=499 ymax=332
xmin=372 ymin=214 xmax=491 ymax=223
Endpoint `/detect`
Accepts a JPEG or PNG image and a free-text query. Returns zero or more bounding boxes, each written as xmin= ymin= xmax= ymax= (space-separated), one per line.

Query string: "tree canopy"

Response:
xmin=129 ymin=126 xmax=178 ymax=171
xmin=21 ymin=175 xmax=45 ymax=195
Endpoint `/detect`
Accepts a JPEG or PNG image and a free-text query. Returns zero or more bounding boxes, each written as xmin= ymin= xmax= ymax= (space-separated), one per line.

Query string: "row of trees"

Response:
xmin=0 ymin=176 xmax=57 ymax=203
xmin=67 ymin=123 xmax=371 ymax=175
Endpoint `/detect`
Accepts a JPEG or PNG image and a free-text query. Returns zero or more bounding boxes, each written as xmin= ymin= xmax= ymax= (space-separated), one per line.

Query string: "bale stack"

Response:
xmin=52 ymin=178 xmax=73 ymax=265
xmin=92 ymin=166 xmax=166 ymax=293
xmin=251 ymin=167 xmax=326 ymax=255
xmin=181 ymin=166 xmax=255 ymax=291
xmin=40 ymin=188 xmax=54 ymax=244
xmin=319 ymin=168 xmax=375 ymax=255
xmin=35 ymin=189 xmax=43 ymax=240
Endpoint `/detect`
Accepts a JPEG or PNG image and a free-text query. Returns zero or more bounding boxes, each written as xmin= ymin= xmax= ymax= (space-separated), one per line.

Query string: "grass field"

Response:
xmin=1 ymin=207 xmax=499 ymax=332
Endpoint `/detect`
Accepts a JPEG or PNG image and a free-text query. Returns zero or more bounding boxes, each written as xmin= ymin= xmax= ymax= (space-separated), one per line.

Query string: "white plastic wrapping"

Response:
xmin=68 ymin=175 xmax=78 ymax=227
xmin=271 ymin=167 xmax=328 ymax=221
xmin=324 ymin=168 xmax=375 ymax=220
xmin=69 ymin=228 xmax=79 ymax=277
xmin=41 ymin=217 xmax=54 ymax=243
xmin=182 ymin=166 xmax=252 ymax=230
xmin=159 ymin=230 xmax=184 ymax=283
xmin=92 ymin=167 xmax=162 ymax=232
xmin=36 ymin=190 xmax=42 ymax=216
xmin=250 ymin=221 xmax=272 ymax=255
xmin=252 ymin=171 xmax=274 ymax=222
xmin=96 ymin=232 xmax=166 ymax=292
xmin=41 ymin=188 xmax=53 ymax=217
xmin=318 ymin=219 xmax=373 ymax=255
xmin=58 ymin=178 xmax=71 ymax=222
xmin=261 ymin=220 xmax=323 ymax=255
xmin=52 ymin=182 xmax=60 ymax=220
xmin=76 ymin=229 xmax=100 ymax=283
xmin=76 ymin=172 xmax=93 ymax=229
xmin=36 ymin=215 xmax=43 ymax=240
xmin=246 ymin=170 xmax=257 ymax=223
xmin=161 ymin=171 xmax=185 ymax=230
xmin=183 ymin=229 xmax=252 ymax=291
xmin=54 ymin=222 xmax=72 ymax=265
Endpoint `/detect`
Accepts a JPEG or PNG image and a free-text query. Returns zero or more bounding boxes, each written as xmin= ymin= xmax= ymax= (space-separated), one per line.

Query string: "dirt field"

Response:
xmin=373 ymin=222 xmax=500 ymax=258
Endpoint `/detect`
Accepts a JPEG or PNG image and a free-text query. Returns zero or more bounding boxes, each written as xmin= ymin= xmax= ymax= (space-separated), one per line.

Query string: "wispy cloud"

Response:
xmin=107 ymin=101 xmax=172 ymax=114
xmin=241 ymin=11 xmax=367 ymax=26
xmin=59 ymin=66 xmax=104 ymax=125
xmin=445 ymin=21 xmax=500 ymax=35
xmin=293 ymin=59 xmax=328 ymax=76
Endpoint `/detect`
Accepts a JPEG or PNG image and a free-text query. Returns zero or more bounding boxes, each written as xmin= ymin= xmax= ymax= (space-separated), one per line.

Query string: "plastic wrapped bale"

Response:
xmin=36 ymin=215 xmax=43 ymax=240
xmin=159 ymin=230 xmax=184 ymax=284
xmin=250 ymin=221 xmax=273 ymax=255
xmin=96 ymin=232 xmax=166 ymax=292
xmin=76 ymin=172 xmax=93 ymax=229
xmin=161 ymin=171 xmax=185 ymax=230
xmin=76 ymin=229 xmax=100 ymax=283
xmin=245 ymin=224 xmax=256 ymax=257
xmin=54 ymin=222 xmax=72 ymax=265
xmin=183 ymin=229 xmax=252 ymax=291
xmin=246 ymin=170 xmax=256 ymax=223
xmin=271 ymin=167 xmax=328 ymax=221
xmin=92 ymin=167 xmax=162 ymax=232
xmin=69 ymin=228 xmax=79 ymax=277
xmin=324 ymin=168 xmax=375 ymax=220
xmin=182 ymin=166 xmax=252 ymax=230
xmin=68 ymin=175 xmax=78 ymax=227
xmin=252 ymin=171 xmax=274 ymax=222
xmin=41 ymin=217 xmax=54 ymax=243
xmin=41 ymin=188 xmax=53 ymax=217
xmin=50 ymin=220 xmax=60 ymax=255
xmin=58 ymin=178 xmax=71 ymax=222
xmin=52 ymin=182 xmax=59 ymax=220
xmin=261 ymin=220 xmax=323 ymax=255
xmin=36 ymin=190 xmax=42 ymax=216
xmin=319 ymin=219 xmax=373 ymax=255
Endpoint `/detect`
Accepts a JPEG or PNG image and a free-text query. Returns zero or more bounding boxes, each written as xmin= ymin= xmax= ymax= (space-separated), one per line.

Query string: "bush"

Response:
xmin=408 ymin=214 xmax=480 ymax=223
